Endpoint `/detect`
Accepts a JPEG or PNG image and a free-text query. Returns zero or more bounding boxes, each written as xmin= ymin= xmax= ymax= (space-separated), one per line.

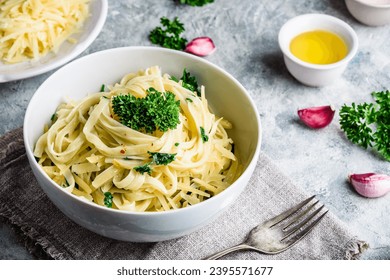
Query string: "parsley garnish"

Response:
xmin=148 ymin=152 xmax=176 ymax=165
xmin=177 ymin=0 xmax=214 ymax=6
xmin=186 ymin=98 xmax=193 ymax=102
xmin=181 ymin=69 xmax=200 ymax=96
xmin=134 ymin=163 xmax=152 ymax=175
xmin=134 ymin=152 xmax=176 ymax=175
xmin=51 ymin=113 xmax=57 ymax=122
xmin=149 ymin=17 xmax=187 ymax=50
xmin=171 ymin=69 xmax=200 ymax=96
xmin=170 ymin=76 xmax=179 ymax=82
xmin=100 ymin=84 xmax=105 ymax=92
xmin=104 ymin=192 xmax=113 ymax=208
xmin=340 ymin=90 xmax=390 ymax=161
xmin=175 ymin=142 xmax=180 ymax=147
xmin=200 ymin=126 xmax=209 ymax=142
xmin=62 ymin=179 xmax=69 ymax=188
xmin=112 ymin=87 xmax=180 ymax=133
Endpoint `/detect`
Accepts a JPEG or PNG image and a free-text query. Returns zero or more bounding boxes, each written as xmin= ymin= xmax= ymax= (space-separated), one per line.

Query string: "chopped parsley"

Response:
xmin=200 ymin=126 xmax=209 ymax=142
xmin=148 ymin=152 xmax=176 ymax=165
xmin=186 ymin=98 xmax=193 ymax=102
xmin=170 ymin=69 xmax=200 ymax=95
xmin=170 ymin=76 xmax=179 ymax=82
xmin=149 ymin=17 xmax=187 ymax=50
xmin=181 ymin=69 xmax=200 ymax=96
xmin=112 ymin=87 xmax=180 ymax=133
xmin=62 ymin=179 xmax=69 ymax=188
xmin=100 ymin=84 xmax=105 ymax=92
xmin=134 ymin=152 xmax=176 ymax=175
xmin=175 ymin=142 xmax=180 ymax=147
xmin=103 ymin=192 xmax=113 ymax=208
xmin=50 ymin=113 xmax=57 ymax=122
xmin=134 ymin=163 xmax=152 ymax=175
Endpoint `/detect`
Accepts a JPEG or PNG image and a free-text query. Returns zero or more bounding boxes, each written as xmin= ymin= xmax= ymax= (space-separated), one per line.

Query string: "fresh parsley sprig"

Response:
xmin=339 ymin=90 xmax=390 ymax=161
xmin=177 ymin=0 xmax=214 ymax=6
xmin=112 ymin=87 xmax=180 ymax=133
xmin=149 ymin=17 xmax=187 ymax=50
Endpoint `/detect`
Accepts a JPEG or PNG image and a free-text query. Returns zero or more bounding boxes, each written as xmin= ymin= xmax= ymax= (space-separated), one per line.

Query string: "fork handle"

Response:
xmin=203 ymin=243 xmax=253 ymax=260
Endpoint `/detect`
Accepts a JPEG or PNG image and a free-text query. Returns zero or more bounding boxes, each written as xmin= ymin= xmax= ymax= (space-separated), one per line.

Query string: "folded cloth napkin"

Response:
xmin=0 ymin=128 xmax=368 ymax=260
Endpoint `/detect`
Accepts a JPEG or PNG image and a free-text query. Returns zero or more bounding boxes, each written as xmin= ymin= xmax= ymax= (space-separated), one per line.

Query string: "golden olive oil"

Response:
xmin=290 ymin=30 xmax=348 ymax=65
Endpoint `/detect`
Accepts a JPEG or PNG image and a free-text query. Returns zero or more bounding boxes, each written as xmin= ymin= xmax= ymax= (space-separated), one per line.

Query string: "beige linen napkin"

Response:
xmin=0 ymin=128 xmax=367 ymax=260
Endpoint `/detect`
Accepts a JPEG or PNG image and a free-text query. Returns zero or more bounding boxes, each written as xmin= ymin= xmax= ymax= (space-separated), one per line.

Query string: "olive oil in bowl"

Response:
xmin=278 ymin=14 xmax=358 ymax=86
xmin=290 ymin=30 xmax=348 ymax=65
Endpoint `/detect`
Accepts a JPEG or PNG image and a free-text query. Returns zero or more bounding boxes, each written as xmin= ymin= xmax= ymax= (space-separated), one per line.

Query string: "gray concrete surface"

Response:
xmin=0 ymin=0 xmax=389 ymax=259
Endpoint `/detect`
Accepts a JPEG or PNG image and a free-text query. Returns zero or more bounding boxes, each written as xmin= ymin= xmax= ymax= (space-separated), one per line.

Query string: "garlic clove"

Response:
xmin=349 ymin=173 xmax=390 ymax=198
xmin=185 ymin=37 xmax=216 ymax=57
xmin=297 ymin=105 xmax=335 ymax=129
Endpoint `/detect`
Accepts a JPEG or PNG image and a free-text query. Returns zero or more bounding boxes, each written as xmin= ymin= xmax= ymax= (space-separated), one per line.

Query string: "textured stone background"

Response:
xmin=0 ymin=0 xmax=389 ymax=259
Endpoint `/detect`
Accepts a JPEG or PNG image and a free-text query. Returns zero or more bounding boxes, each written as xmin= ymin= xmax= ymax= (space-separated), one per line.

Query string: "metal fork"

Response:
xmin=203 ymin=195 xmax=328 ymax=259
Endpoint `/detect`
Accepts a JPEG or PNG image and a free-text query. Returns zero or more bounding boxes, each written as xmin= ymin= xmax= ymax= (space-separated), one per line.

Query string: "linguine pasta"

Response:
xmin=34 ymin=66 xmax=242 ymax=212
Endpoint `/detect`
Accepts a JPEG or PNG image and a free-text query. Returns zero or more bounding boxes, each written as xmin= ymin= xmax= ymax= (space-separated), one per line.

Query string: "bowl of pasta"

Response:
xmin=23 ymin=46 xmax=261 ymax=242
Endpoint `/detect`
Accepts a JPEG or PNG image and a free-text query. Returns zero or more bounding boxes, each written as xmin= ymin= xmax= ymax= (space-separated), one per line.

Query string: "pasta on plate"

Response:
xmin=34 ymin=66 xmax=242 ymax=212
xmin=0 ymin=0 xmax=89 ymax=63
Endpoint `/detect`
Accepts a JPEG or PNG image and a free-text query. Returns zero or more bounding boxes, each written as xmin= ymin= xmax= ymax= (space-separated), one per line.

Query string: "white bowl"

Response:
xmin=278 ymin=14 xmax=358 ymax=87
xmin=23 ymin=47 xmax=262 ymax=242
xmin=345 ymin=0 xmax=390 ymax=26
xmin=0 ymin=0 xmax=108 ymax=83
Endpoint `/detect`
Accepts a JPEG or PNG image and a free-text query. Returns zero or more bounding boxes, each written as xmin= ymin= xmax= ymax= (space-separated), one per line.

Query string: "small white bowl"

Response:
xmin=23 ymin=46 xmax=262 ymax=242
xmin=345 ymin=0 xmax=390 ymax=26
xmin=0 ymin=0 xmax=108 ymax=83
xmin=278 ymin=14 xmax=358 ymax=87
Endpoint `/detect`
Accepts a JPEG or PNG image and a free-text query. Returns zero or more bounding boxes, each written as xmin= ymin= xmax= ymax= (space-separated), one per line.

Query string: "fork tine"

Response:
xmin=268 ymin=195 xmax=316 ymax=227
xmin=281 ymin=205 xmax=326 ymax=240
xmin=281 ymin=209 xmax=328 ymax=243
xmin=282 ymin=200 xmax=320 ymax=230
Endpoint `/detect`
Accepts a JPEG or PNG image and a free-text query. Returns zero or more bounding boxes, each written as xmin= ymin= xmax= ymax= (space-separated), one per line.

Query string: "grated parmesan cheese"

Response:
xmin=0 ymin=0 xmax=90 ymax=64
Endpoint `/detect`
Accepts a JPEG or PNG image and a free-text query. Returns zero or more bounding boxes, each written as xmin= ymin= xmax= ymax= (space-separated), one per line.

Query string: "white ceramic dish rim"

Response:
xmin=350 ymin=0 xmax=390 ymax=8
xmin=278 ymin=13 xmax=359 ymax=70
xmin=23 ymin=46 xmax=262 ymax=218
xmin=0 ymin=0 xmax=108 ymax=83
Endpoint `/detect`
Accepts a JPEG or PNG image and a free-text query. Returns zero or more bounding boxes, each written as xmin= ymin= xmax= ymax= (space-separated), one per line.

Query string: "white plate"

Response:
xmin=0 ymin=0 xmax=108 ymax=83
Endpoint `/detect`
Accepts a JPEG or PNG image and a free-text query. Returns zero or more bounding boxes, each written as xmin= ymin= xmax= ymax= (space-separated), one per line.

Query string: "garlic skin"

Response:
xmin=349 ymin=173 xmax=390 ymax=198
xmin=297 ymin=105 xmax=335 ymax=129
xmin=185 ymin=37 xmax=216 ymax=57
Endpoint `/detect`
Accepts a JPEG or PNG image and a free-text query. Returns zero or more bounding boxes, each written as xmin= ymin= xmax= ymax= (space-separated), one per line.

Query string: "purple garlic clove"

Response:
xmin=349 ymin=173 xmax=390 ymax=198
xmin=297 ymin=105 xmax=335 ymax=129
xmin=185 ymin=37 xmax=216 ymax=57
